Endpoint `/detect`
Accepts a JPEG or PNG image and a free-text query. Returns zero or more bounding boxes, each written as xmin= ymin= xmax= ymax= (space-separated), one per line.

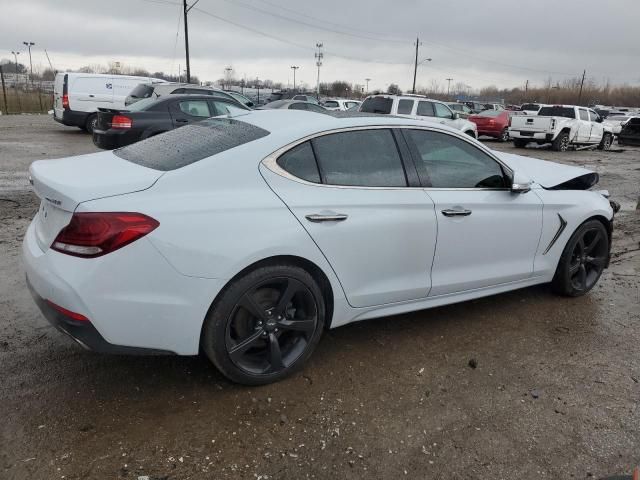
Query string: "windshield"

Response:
xmin=478 ymin=110 xmax=503 ymax=117
xmin=521 ymin=103 xmax=540 ymax=111
xmin=360 ymin=97 xmax=393 ymax=114
xmin=538 ymin=106 xmax=575 ymax=118
xmin=126 ymin=97 xmax=158 ymax=111
xmin=128 ymin=84 xmax=154 ymax=99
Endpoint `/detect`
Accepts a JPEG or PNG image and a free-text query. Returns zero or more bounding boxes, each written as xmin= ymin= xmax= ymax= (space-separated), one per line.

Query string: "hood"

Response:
xmin=494 ymin=151 xmax=598 ymax=189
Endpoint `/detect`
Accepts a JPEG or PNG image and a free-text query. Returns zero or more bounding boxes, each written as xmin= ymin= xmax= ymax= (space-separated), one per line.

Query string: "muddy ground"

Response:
xmin=0 ymin=114 xmax=638 ymax=480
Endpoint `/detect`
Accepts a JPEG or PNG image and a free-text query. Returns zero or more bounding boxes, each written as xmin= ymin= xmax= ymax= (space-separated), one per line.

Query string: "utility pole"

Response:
xmin=183 ymin=0 xmax=199 ymax=83
xmin=412 ymin=36 xmax=421 ymax=94
xmin=0 ymin=65 xmax=8 ymax=114
xmin=291 ymin=65 xmax=299 ymax=92
xmin=315 ymin=43 xmax=323 ymax=100
xmin=22 ymin=42 xmax=35 ymax=86
xmin=525 ymin=79 xmax=529 ymax=95
xmin=577 ymin=69 xmax=586 ymax=105
xmin=365 ymin=78 xmax=371 ymax=94
xmin=446 ymin=78 xmax=453 ymax=99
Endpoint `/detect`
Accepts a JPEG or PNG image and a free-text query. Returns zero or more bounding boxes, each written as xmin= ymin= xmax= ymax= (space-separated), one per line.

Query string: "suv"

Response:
xmin=125 ymin=83 xmax=243 ymax=107
xmin=360 ymin=94 xmax=478 ymax=138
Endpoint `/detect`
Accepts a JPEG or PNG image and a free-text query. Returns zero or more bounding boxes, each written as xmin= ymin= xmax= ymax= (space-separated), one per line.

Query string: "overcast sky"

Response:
xmin=1 ymin=0 xmax=639 ymax=92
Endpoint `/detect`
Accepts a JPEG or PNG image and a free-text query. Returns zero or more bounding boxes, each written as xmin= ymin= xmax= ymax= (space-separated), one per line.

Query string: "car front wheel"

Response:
xmin=202 ymin=264 xmax=325 ymax=385
xmin=552 ymin=220 xmax=609 ymax=297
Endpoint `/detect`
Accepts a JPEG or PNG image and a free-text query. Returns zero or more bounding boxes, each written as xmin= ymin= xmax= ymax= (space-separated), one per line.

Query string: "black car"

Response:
xmin=92 ymin=94 xmax=250 ymax=150
xmin=618 ymin=117 xmax=640 ymax=146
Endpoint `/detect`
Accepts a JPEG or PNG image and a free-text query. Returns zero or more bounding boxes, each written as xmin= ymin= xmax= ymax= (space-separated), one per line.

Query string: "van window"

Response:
xmin=416 ymin=101 xmax=435 ymax=117
xmin=397 ymin=99 xmax=414 ymax=115
xmin=360 ymin=97 xmax=393 ymax=114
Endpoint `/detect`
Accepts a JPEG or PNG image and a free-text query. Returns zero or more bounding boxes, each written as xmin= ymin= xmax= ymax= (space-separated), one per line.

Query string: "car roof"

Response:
xmin=365 ymin=94 xmax=446 ymax=103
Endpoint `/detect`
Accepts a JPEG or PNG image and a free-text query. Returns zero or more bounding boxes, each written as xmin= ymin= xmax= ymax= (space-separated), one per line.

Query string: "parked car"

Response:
xmin=509 ymin=105 xmax=614 ymax=151
xmin=291 ymin=94 xmax=319 ymax=104
xmin=322 ymin=99 xmax=362 ymax=111
xmin=260 ymin=100 xmax=328 ymax=113
xmin=124 ymin=82 xmax=243 ymax=107
xmin=469 ymin=110 xmax=522 ymax=142
xmin=360 ymin=94 xmax=478 ymax=138
xmin=618 ymin=117 xmax=640 ymax=145
xmin=483 ymin=103 xmax=505 ymax=111
xmin=224 ymin=91 xmax=255 ymax=108
xmin=447 ymin=102 xmax=473 ymax=118
xmin=464 ymin=101 xmax=486 ymax=113
xmin=53 ymin=73 xmax=166 ymax=133
xmin=92 ymin=94 xmax=249 ymax=150
xmin=603 ymin=115 xmax=636 ymax=136
xmin=520 ymin=103 xmax=545 ymax=115
xmin=24 ymin=110 xmax=617 ymax=385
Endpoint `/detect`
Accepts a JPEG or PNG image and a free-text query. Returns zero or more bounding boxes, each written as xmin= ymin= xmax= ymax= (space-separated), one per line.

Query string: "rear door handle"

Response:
xmin=305 ymin=213 xmax=348 ymax=223
xmin=175 ymin=118 xmax=189 ymax=123
xmin=441 ymin=208 xmax=472 ymax=217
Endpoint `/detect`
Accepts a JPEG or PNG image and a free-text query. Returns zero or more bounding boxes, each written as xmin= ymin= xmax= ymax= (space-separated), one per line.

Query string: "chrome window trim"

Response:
xmin=262 ymin=124 xmax=513 ymax=191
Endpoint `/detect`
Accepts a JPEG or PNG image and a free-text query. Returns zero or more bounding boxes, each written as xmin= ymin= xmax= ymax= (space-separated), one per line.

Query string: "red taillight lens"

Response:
xmin=45 ymin=300 xmax=90 ymax=322
xmin=51 ymin=212 xmax=159 ymax=258
xmin=111 ymin=115 xmax=132 ymax=129
xmin=62 ymin=94 xmax=69 ymax=110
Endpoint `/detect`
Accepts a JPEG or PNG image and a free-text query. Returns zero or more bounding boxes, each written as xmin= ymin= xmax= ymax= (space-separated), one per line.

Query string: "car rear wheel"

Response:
xmin=84 ymin=114 xmax=98 ymax=134
xmin=552 ymin=132 xmax=570 ymax=152
xmin=499 ymin=128 xmax=509 ymax=142
xmin=514 ymin=139 xmax=528 ymax=148
xmin=597 ymin=133 xmax=612 ymax=150
xmin=201 ymin=264 xmax=325 ymax=385
xmin=552 ymin=220 xmax=609 ymax=297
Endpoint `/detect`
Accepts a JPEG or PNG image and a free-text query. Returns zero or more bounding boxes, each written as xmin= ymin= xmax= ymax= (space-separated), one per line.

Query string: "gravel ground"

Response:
xmin=0 ymin=115 xmax=638 ymax=480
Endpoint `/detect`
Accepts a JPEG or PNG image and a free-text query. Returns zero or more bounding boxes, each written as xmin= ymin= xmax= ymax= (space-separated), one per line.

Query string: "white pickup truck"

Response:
xmin=509 ymin=105 xmax=614 ymax=151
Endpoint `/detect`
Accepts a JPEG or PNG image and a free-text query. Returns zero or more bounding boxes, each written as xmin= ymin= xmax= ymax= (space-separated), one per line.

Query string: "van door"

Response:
xmin=53 ymin=73 xmax=66 ymax=119
xmin=71 ymin=76 xmax=114 ymax=112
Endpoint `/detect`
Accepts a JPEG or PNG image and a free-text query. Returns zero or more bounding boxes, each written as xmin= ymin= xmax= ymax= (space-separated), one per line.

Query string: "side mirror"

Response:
xmin=452 ymin=112 xmax=460 ymax=120
xmin=511 ymin=171 xmax=533 ymax=194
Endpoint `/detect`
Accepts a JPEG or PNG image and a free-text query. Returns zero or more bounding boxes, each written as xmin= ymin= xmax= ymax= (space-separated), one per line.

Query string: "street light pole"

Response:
xmin=365 ymin=78 xmax=370 ymax=94
xmin=11 ymin=51 xmax=20 ymax=74
xmin=412 ymin=36 xmax=421 ymax=94
xmin=183 ymin=0 xmax=200 ymax=83
xmin=291 ymin=65 xmax=299 ymax=92
xmin=22 ymin=42 xmax=35 ymax=85
xmin=446 ymin=78 xmax=453 ymax=99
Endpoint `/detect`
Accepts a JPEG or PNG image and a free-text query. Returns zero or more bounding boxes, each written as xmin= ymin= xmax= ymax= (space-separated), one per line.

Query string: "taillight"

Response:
xmin=111 ymin=115 xmax=132 ymax=129
xmin=51 ymin=212 xmax=159 ymax=258
xmin=62 ymin=94 xmax=69 ymax=110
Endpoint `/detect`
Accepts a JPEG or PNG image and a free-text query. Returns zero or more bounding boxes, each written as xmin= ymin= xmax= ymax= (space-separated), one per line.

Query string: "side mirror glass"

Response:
xmin=511 ymin=171 xmax=533 ymax=193
xmin=452 ymin=112 xmax=459 ymax=120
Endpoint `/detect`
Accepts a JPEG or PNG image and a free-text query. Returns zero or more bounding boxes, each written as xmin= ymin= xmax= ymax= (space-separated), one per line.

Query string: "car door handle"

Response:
xmin=88 ymin=94 xmax=95 ymax=98
xmin=175 ymin=118 xmax=189 ymax=123
xmin=305 ymin=213 xmax=348 ymax=223
xmin=441 ymin=208 xmax=472 ymax=217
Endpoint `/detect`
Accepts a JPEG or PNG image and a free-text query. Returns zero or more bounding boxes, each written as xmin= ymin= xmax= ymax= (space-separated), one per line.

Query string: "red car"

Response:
xmin=468 ymin=110 xmax=521 ymax=142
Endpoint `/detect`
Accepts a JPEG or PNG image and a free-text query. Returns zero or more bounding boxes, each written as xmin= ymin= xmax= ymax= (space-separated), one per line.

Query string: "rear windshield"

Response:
xmin=478 ymin=110 xmax=502 ymax=117
xmin=521 ymin=103 xmax=540 ymax=111
xmin=262 ymin=100 xmax=288 ymax=109
xmin=113 ymin=118 xmax=269 ymax=171
xmin=324 ymin=101 xmax=339 ymax=108
xmin=538 ymin=106 xmax=575 ymax=118
xmin=128 ymin=84 xmax=154 ymax=99
xmin=360 ymin=97 xmax=393 ymax=114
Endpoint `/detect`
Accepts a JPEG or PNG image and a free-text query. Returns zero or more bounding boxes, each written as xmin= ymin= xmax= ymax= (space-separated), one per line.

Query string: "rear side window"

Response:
xmin=397 ymin=99 xmax=414 ymax=115
xmin=128 ymin=84 xmax=154 ymax=99
xmin=416 ymin=101 xmax=435 ymax=117
xmin=276 ymin=141 xmax=320 ymax=183
xmin=312 ymin=130 xmax=406 ymax=187
xmin=179 ymin=100 xmax=211 ymax=117
xmin=114 ymin=118 xmax=270 ymax=171
xmin=433 ymin=102 xmax=452 ymax=118
xmin=324 ymin=101 xmax=339 ymax=108
xmin=360 ymin=97 xmax=393 ymax=114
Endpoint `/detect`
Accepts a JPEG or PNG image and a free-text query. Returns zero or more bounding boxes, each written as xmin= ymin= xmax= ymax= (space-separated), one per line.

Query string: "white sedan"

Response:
xmin=24 ymin=110 xmax=617 ymax=384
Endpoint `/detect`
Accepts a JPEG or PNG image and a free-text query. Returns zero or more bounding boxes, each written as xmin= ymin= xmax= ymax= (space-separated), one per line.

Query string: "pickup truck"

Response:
xmin=509 ymin=105 xmax=614 ymax=151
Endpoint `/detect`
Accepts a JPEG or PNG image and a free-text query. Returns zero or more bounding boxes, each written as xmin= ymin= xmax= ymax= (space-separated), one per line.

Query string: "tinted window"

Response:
xmin=360 ymin=97 xmax=393 ymax=114
xmin=179 ymin=100 xmax=211 ymax=117
xmin=538 ymin=106 xmax=575 ymax=118
xmin=434 ymin=102 xmax=452 ymax=118
xmin=397 ymin=99 xmax=414 ymax=115
xmin=276 ymin=141 xmax=320 ymax=183
xmin=405 ymin=129 xmax=506 ymax=188
xmin=289 ymin=102 xmax=308 ymax=110
xmin=184 ymin=88 xmax=210 ymax=95
xmin=588 ymin=110 xmax=601 ymax=122
xmin=171 ymin=88 xmax=186 ymax=94
xmin=416 ymin=101 xmax=435 ymax=117
xmin=306 ymin=104 xmax=328 ymax=113
xmin=128 ymin=84 xmax=154 ymax=99
xmin=449 ymin=104 xmax=462 ymax=111
xmin=114 ymin=118 xmax=270 ymax=171
xmin=521 ymin=103 xmax=540 ymax=111
xmin=312 ymin=130 xmax=406 ymax=187
xmin=324 ymin=101 xmax=339 ymax=108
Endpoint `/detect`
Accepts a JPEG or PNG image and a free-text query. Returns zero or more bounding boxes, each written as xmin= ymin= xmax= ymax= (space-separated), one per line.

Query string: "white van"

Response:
xmin=53 ymin=73 xmax=166 ymax=132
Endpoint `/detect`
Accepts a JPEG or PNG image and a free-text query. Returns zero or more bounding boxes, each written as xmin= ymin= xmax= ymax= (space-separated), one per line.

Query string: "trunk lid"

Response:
xmin=29 ymin=151 xmax=164 ymax=250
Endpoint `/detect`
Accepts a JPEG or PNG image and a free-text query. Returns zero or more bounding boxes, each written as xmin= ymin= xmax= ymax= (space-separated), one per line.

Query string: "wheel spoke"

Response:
xmin=274 ymin=278 xmax=301 ymax=316
xmin=239 ymin=292 xmax=269 ymax=322
xmin=569 ymin=261 xmax=581 ymax=275
xmin=577 ymin=264 xmax=587 ymax=290
xmin=268 ymin=333 xmax=285 ymax=371
xmin=586 ymin=256 xmax=606 ymax=269
xmin=277 ymin=318 xmax=316 ymax=334
xmin=228 ymin=330 xmax=263 ymax=361
xmin=584 ymin=231 xmax=602 ymax=255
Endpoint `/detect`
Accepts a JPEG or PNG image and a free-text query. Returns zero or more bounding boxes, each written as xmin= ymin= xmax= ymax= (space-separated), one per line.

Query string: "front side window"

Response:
xmin=397 ymin=99 xmax=414 ymax=115
xmin=588 ymin=110 xmax=601 ymax=122
xmin=405 ymin=129 xmax=506 ymax=189
xmin=416 ymin=101 xmax=435 ymax=117
xmin=579 ymin=109 xmax=589 ymax=121
xmin=312 ymin=129 xmax=406 ymax=187
xmin=434 ymin=102 xmax=453 ymax=118
xmin=276 ymin=141 xmax=320 ymax=183
xmin=179 ymin=100 xmax=211 ymax=117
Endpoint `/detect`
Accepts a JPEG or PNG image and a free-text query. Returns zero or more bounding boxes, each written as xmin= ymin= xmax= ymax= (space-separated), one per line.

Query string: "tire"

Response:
xmin=499 ymin=128 xmax=509 ymax=142
xmin=201 ymin=264 xmax=326 ymax=385
xmin=551 ymin=219 xmax=609 ymax=297
xmin=514 ymin=139 xmax=528 ymax=148
xmin=85 ymin=114 xmax=98 ymax=134
xmin=552 ymin=131 xmax=570 ymax=152
xmin=597 ymin=133 xmax=612 ymax=150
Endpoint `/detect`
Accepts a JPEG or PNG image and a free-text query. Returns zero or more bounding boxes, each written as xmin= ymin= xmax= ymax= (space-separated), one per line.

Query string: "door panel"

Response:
xmin=426 ymin=190 xmax=542 ymax=296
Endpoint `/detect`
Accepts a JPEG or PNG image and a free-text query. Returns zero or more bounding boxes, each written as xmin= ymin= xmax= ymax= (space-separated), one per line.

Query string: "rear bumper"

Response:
xmin=92 ymin=129 xmax=140 ymax=150
xmin=53 ymin=109 xmax=90 ymax=128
